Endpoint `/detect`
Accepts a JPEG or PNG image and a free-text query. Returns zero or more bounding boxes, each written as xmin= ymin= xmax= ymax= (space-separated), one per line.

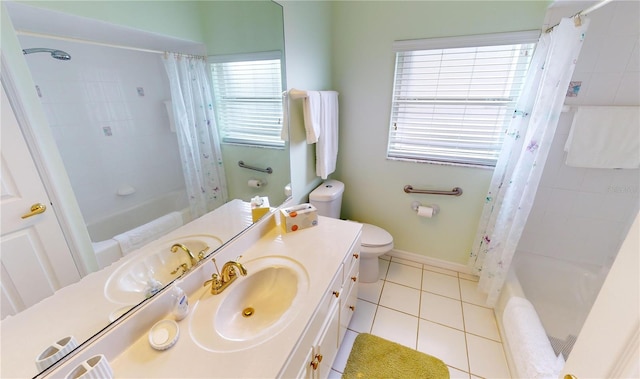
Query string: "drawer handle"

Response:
xmin=332 ymin=291 xmax=340 ymax=298
xmin=353 ymin=253 xmax=359 ymax=259
xmin=349 ymin=305 xmax=355 ymax=311
xmin=351 ymin=276 xmax=357 ymax=282
xmin=310 ymin=354 xmax=323 ymax=370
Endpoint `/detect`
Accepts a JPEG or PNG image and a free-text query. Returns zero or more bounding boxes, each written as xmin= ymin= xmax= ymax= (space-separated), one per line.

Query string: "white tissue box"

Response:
xmin=280 ymin=204 xmax=318 ymax=233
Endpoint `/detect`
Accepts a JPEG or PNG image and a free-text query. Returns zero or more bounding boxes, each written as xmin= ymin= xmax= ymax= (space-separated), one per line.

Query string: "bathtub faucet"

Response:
xmin=171 ymin=243 xmax=198 ymax=267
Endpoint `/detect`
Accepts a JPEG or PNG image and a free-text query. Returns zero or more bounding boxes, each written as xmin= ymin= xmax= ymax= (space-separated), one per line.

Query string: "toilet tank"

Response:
xmin=309 ymin=180 xmax=344 ymax=219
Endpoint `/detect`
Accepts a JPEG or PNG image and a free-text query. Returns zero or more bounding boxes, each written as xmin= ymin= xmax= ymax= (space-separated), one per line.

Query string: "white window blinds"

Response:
xmin=210 ymin=51 xmax=284 ymax=148
xmin=387 ymin=31 xmax=539 ymax=167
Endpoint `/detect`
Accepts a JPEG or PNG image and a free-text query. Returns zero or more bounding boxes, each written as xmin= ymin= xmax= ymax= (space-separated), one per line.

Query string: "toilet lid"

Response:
xmin=361 ymin=223 xmax=393 ymax=247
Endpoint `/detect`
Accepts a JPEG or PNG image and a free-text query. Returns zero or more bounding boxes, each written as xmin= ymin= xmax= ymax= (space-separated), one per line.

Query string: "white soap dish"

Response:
xmin=149 ymin=319 xmax=179 ymax=351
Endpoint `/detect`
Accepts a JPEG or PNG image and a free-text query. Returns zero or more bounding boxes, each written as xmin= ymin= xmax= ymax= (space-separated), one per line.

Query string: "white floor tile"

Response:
xmin=357 ymin=279 xmax=384 ymax=303
xmin=417 ymin=319 xmax=469 ymax=372
xmin=390 ymin=256 xmax=423 ymax=269
xmin=420 ymin=291 xmax=464 ymax=331
xmin=386 ymin=262 xmax=422 ymax=289
xmin=371 ymin=306 xmax=418 ymax=349
xmin=462 ymin=303 xmax=501 ymax=341
xmin=423 ymin=270 xmax=461 ymax=300
xmin=424 ymin=264 xmax=458 ymax=277
xmin=448 ymin=366 xmax=471 ymax=379
xmin=332 ymin=329 xmax=357 ymax=373
xmin=379 ymin=281 xmax=421 ymax=316
xmin=460 ymin=279 xmax=488 ymax=306
xmin=328 ymin=368 xmax=342 ymax=378
xmin=466 ymin=334 xmax=510 ymax=379
xmin=348 ymin=299 xmax=376 ymax=333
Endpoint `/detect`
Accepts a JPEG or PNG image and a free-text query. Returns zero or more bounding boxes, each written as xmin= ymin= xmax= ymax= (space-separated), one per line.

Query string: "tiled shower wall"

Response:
xmin=20 ymin=35 xmax=184 ymax=228
xmin=518 ymin=112 xmax=639 ymax=269
xmin=518 ymin=0 xmax=640 ymax=271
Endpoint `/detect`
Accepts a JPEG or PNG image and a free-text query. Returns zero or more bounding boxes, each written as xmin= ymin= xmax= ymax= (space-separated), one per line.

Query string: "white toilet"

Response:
xmin=309 ymin=180 xmax=394 ymax=283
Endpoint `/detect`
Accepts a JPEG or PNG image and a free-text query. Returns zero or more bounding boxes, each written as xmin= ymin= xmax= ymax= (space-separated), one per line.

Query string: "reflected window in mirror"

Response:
xmin=210 ymin=51 xmax=284 ymax=149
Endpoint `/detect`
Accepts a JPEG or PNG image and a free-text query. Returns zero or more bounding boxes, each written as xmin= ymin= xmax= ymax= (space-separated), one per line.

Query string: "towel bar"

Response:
xmin=403 ymin=185 xmax=463 ymax=196
xmin=238 ymin=161 xmax=273 ymax=174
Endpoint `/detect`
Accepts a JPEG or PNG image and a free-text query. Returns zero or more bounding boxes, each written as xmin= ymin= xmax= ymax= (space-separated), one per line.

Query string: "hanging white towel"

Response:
xmin=316 ymin=91 xmax=339 ymax=179
xmin=113 ymin=212 xmax=183 ymax=255
xmin=280 ymin=91 xmax=289 ymax=141
xmin=564 ymin=106 xmax=640 ymax=169
xmin=303 ymin=91 xmax=322 ymax=144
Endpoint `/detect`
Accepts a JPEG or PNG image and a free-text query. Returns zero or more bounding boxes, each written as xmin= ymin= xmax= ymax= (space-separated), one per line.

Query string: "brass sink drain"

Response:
xmin=242 ymin=307 xmax=255 ymax=318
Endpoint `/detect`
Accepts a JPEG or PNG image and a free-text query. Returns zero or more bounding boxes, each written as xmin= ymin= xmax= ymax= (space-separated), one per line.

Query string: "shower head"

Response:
xmin=23 ymin=48 xmax=71 ymax=61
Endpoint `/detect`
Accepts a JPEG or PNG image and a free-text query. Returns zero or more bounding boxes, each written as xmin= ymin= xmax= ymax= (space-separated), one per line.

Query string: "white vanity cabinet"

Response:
xmin=279 ymin=233 xmax=361 ymax=379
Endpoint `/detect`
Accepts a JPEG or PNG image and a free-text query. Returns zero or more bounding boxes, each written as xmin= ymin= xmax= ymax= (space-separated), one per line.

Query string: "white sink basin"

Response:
xmin=104 ymin=235 xmax=222 ymax=304
xmin=189 ymin=256 xmax=309 ymax=352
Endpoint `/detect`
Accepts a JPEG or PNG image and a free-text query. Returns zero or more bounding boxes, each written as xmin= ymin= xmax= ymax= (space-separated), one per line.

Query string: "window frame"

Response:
xmin=387 ymin=30 xmax=540 ymax=168
xmin=209 ymin=50 xmax=285 ymax=149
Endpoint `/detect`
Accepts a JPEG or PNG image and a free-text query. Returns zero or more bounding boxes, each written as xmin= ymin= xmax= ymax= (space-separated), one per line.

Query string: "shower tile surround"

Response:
xmin=331 ymin=256 xmax=510 ymax=379
xmin=19 ymin=34 xmax=184 ymax=227
xmin=514 ymin=0 xmax=640 ymax=353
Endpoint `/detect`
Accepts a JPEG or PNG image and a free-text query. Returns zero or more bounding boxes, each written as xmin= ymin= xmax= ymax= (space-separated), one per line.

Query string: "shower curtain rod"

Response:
xmin=545 ymin=0 xmax=614 ymax=33
xmin=16 ymin=30 xmax=203 ymax=58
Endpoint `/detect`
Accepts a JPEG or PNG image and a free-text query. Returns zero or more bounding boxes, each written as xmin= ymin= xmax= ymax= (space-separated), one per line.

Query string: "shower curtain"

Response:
xmin=468 ymin=17 xmax=590 ymax=306
xmin=163 ymin=53 xmax=228 ymax=219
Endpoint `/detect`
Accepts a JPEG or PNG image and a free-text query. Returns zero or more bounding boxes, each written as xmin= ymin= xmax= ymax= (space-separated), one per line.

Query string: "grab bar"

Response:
xmin=403 ymin=185 xmax=463 ymax=196
xmin=238 ymin=161 xmax=273 ymax=174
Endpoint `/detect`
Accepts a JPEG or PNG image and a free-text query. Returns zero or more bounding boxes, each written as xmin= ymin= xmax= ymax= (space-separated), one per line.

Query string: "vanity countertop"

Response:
xmin=49 ymin=214 xmax=362 ymax=378
xmin=109 ymin=216 xmax=361 ymax=378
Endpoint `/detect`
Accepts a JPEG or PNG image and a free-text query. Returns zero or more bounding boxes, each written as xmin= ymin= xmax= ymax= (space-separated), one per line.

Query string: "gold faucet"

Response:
xmin=171 ymin=243 xmax=198 ymax=267
xmin=203 ymin=259 xmax=247 ymax=295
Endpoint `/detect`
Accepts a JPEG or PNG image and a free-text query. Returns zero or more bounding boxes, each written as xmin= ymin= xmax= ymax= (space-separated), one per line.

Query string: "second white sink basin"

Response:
xmin=104 ymin=235 xmax=222 ymax=305
xmin=189 ymin=255 xmax=309 ymax=352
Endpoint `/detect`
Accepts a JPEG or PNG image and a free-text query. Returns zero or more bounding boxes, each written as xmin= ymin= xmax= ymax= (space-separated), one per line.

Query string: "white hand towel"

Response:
xmin=113 ymin=211 xmax=183 ymax=255
xmin=316 ymin=91 xmax=339 ymax=179
xmin=280 ymin=91 xmax=289 ymax=141
xmin=564 ymin=106 xmax=640 ymax=169
xmin=303 ymin=91 xmax=322 ymax=144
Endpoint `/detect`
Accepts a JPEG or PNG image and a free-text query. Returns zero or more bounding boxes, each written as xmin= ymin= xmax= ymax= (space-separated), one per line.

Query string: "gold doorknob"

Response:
xmin=564 ymin=375 xmax=578 ymax=379
xmin=21 ymin=203 xmax=47 ymax=219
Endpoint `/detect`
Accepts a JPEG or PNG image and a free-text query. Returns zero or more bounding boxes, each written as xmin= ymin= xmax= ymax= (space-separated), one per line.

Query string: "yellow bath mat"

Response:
xmin=342 ymin=333 xmax=450 ymax=379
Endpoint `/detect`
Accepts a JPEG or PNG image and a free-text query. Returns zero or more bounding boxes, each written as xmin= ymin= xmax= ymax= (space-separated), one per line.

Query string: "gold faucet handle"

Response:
xmin=204 ymin=273 xmax=223 ymax=294
xmin=171 ymin=263 xmax=189 ymax=276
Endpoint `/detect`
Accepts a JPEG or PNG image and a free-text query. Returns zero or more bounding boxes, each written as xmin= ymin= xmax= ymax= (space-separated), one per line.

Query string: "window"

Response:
xmin=387 ymin=31 xmax=539 ymax=167
xmin=210 ymin=51 xmax=284 ymax=148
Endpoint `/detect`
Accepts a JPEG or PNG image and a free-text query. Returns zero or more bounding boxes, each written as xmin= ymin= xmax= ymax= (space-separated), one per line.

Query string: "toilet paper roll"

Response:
xmin=248 ymin=179 xmax=263 ymax=188
xmin=417 ymin=206 xmax=434 ymax=218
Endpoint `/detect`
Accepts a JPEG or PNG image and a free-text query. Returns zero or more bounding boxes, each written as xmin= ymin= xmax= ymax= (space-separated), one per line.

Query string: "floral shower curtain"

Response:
xmin=469 ymin=17 xmax=590 ymax=306
xmin=163 ymin=53 xmax=228 ymax=219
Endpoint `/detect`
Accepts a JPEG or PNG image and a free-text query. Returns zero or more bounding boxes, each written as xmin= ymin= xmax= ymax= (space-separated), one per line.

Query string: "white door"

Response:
xmin=561 ymin=213 xmax=639 ymax=379
xmin=1 ymin=82 xmax=81 ymax=319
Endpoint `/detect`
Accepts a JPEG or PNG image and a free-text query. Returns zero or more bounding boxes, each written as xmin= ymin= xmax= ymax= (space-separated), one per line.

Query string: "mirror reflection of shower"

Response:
xmin=22 ymin=47 xmax=71 ymax=61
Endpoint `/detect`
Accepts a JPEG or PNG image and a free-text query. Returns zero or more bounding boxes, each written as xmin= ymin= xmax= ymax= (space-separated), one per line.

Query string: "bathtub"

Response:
xmin=496 ymin=251 xmax=607 ymax=377
xmin=87 ymin=190 xmax=191 ymax=269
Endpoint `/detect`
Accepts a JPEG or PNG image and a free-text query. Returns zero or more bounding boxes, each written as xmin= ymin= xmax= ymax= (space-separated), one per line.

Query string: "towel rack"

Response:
xmin=238 ymin=161 xmax=273 ymax=174
xmin=403 ymin=185 xmax=463 ymax=196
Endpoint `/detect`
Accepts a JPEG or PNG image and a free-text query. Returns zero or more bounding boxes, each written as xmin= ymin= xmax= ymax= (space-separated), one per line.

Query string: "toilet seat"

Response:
xmin=361 ymin=223 xmax=393 ymax=247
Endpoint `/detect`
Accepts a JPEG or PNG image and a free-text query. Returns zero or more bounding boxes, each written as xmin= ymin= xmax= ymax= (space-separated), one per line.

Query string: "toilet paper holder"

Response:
xmin=411 ymin=201 xmax=439 ymax=215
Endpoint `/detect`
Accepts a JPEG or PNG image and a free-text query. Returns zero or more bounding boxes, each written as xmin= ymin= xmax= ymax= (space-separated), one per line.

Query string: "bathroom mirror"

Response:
xmin=1 ymin=1 xmax=288 ymax=377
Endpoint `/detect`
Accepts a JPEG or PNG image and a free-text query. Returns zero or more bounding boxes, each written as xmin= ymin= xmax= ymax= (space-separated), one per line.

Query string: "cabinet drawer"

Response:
xmin=342 ymin=231 xmax=361 ymax=283
xmin=339 ymin=272 xmax=358 ymax=345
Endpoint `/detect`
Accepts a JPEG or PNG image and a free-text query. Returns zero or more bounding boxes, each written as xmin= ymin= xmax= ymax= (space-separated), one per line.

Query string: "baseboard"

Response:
xmin=386 ymin=249 xmax=474 ymax=275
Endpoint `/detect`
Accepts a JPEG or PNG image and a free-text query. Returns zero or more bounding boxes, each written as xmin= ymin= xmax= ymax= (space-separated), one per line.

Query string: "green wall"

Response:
xmin=329 ymin=1 xmax=549 ymax=265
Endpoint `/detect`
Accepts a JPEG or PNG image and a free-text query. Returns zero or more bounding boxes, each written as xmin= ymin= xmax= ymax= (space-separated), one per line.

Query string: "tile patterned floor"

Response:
xmin=329 ymin=256 xmax=511 ymax=379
